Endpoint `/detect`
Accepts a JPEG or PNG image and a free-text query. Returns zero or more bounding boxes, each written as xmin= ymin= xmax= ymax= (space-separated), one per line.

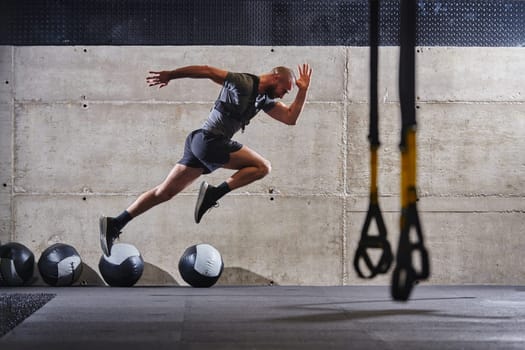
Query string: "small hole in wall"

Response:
xmin=83 ymin=48 xmax=88 ymax=53
xmin=2 ymin=183 xmax=7 ymax=187
xmin=82 ymin=104 xmax=88 ymax=109
xmin=4 ymin=80 xmax=8 ymax=85
xmin=82 ymin=197 xmax=87 ymax=201
xmin=270 ymin=197 xmax=274 ymax=201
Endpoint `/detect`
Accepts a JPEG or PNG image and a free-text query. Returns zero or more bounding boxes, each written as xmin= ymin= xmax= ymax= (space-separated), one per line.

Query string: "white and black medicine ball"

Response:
xmin=179 ymin=244 xmax=224 ymax=288
xmin=0 ymin=242 xmax=35 ymax=286
xmin=99 ymin=243 xmax=144 ymax=287
xmin=38 ymin=243 xmax=83 ymax=286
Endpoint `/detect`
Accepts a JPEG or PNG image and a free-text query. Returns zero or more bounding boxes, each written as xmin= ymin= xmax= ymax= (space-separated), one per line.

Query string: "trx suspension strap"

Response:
xmin=391 ymin=0 xmax=430 ymax=301
xmin=353 ymin=0 xmax=393 ymax=279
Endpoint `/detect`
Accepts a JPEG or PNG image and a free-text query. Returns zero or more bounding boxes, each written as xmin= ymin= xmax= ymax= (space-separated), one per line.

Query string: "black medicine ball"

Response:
xmin=38 ymin=243 xmax=83 ymax=286
xmin=0 ymin=242 xmax=35 ymax=286
xmin=99 ymin=243 xmax=144 ymax=287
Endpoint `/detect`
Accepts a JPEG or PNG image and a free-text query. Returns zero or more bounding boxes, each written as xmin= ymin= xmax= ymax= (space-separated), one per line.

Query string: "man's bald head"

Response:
xmin=272 ymin=66 xmax=295 ymax=91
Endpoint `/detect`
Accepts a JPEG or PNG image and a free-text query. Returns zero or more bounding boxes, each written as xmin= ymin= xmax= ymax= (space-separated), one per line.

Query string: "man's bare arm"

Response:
xmin=266 ymin=63 xmax=312 ymax=125
xmin=146 ymin=65 xmax=228 ymax=88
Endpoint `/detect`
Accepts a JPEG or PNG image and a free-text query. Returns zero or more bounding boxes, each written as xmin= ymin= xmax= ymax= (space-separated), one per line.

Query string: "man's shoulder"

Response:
xmin=226 ymin=72 xmax=257 ymax=86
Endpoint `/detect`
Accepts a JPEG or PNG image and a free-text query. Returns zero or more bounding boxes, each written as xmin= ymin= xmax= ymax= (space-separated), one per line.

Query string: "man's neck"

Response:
xmin=257 ymin=74 xmax=273 ymax=94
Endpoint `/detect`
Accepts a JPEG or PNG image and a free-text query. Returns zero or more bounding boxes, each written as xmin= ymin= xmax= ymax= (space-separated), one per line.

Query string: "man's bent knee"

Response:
xmin=258 ymin=159 xmax=272 ymax=178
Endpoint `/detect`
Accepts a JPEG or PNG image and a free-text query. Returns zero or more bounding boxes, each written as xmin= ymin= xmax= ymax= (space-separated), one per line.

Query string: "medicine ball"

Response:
xmin=38 ymin=243 xmax=83 ymax=286
xmin=178 ymin=244 xmax=223 ymax=288
xmin=0 ymin=242 xmax=35 ymax=286
xmin=99 ymin=243 xmax=144 ymax=287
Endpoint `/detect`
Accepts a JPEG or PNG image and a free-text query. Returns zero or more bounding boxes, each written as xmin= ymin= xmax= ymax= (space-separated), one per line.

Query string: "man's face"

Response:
xmin=267 ymin=74 xmax=294 ymax=99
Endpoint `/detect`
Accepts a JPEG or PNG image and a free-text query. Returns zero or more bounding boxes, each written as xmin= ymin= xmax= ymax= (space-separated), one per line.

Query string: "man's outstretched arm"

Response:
xmin=146 ymin=65 xmax=228 ymax=88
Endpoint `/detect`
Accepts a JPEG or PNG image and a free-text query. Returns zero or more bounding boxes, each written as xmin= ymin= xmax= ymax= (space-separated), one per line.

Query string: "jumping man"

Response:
xmin=100 ymin=63 xmax=313 ymax=256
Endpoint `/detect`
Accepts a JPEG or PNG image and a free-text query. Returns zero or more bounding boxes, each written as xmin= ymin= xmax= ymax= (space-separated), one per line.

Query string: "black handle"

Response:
xmin=354 ymin=202 xmax=393 ymax=279
xmin=391 ymin=204 xmax=430 ymax=301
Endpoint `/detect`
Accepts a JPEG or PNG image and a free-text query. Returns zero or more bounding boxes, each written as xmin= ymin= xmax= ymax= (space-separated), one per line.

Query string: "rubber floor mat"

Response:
xmin=0 ymin=293 xmax=55 ymax=337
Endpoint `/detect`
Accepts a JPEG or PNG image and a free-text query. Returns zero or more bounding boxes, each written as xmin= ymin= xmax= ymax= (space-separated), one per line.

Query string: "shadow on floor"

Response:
xmin=136 ymin=262 xmax=179 ymax=286
xmin=272 ymin=309 xmax=437 ymax=322
xmin=217 ymin=267 xmax=276 ymax=286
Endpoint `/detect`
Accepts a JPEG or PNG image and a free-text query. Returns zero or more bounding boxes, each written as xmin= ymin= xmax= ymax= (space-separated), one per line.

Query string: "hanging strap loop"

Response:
xmin=391 ymin=0 xmax=430 ymax=301
xmin=354 ymin=0 xmax=393 ymax=280
xmin=391 ymin=200 xmax=430 ymax=301
xmin=354 ymin=198 xmax=393 ymax=279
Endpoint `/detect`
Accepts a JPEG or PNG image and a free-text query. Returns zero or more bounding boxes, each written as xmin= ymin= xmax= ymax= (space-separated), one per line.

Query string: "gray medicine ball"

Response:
xmin=178 ymin=243 xmax=224 ymax=288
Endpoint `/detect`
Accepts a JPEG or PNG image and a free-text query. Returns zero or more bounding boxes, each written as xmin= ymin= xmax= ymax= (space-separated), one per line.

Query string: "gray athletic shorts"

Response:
xmin=177 ymin=129 xmax=243 ymax=174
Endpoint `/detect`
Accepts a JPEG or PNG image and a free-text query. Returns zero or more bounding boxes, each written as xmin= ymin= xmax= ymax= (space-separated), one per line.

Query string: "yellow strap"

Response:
xmin=401 ymin=128 xmax=417 ymax=208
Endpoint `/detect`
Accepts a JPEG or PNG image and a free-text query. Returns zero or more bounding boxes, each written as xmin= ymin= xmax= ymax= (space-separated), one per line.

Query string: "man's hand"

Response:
xmin=295 ymin=63 xmax=312 ymax=91
xmin=146 ymin=71 xmax=172 ymax=88
xmin=266 ymin=63 xmax=312 ymax=126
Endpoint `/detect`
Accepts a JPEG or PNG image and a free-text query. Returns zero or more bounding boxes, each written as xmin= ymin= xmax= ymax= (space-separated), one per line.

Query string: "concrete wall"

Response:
xmin=0 ymin=46 xmax=523 ymax=286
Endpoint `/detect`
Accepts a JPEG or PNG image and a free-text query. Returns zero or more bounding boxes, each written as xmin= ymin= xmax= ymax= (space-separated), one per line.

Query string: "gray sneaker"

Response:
xmin=99 ymin=216 xmax=121 ymax=256
xmin=194 ymin=181 xmax=219 ymax=224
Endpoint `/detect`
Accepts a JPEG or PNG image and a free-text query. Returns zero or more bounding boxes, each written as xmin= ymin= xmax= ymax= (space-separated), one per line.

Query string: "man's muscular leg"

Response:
xmin=194 ymin=146 xmax=271 ymax=223
xmin=223 ymin=146 xmax=272 ymax=189
xmin=100 ymin=164 xmax=203 ymax=255
xmin=127 ymin=164 xmax=203 ymax=218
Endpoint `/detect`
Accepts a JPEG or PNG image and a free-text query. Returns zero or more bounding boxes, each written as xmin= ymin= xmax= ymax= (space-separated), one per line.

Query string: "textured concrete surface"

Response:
xmin=347 ymin=103 xmax=525 ymax=197
xmin=13 ymin=46 xmax=345 ymax=103
xmin=347 ymin=47 xmax=525 ymax=102
xmin=0 ymin=47 xmax=12 ymax=244
xmin=1 ymin=286 xmax=525 ymax=350
xmin=12 ymin=102 xmax=343 ymax=195
xmin=0 ymin=45 xmax=524 ymax=285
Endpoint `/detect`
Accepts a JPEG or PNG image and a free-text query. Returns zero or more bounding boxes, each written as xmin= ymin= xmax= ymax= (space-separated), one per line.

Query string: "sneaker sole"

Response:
xmin=194 ymin=181 xmax=209 ymax=224
xmin=99 ymin=216 xmax=109 ymax=256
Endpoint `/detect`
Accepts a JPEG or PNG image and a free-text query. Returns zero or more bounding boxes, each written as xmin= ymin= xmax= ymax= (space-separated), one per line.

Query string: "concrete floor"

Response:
xmin=1 ymin=285 xmax=524 ymax=349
